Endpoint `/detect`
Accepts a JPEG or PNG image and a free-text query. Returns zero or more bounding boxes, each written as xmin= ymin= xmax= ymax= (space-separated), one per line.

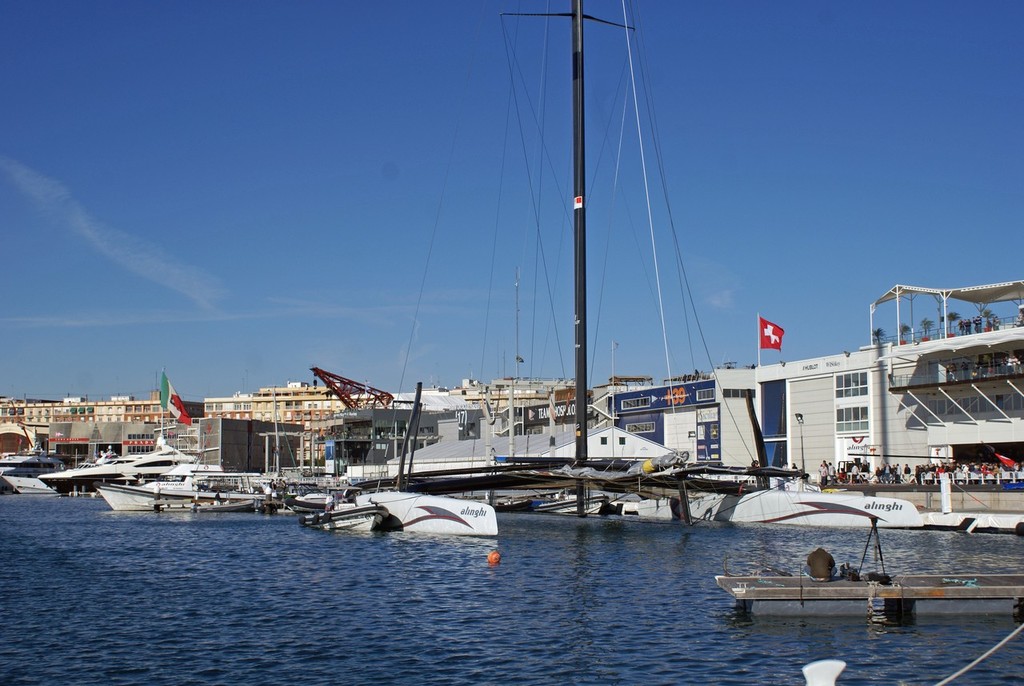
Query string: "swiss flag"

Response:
xmin=759 ymin=316 xmax=784 ymax=350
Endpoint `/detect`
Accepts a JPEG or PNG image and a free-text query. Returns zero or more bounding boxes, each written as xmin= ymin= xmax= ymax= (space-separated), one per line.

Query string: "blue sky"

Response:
xmin=2 ymin=1 xmax=1022 ymax=403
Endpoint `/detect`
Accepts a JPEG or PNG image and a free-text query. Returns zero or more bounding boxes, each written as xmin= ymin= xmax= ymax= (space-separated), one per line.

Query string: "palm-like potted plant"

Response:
xmin=920 ymin=317 xmax=934 ymax=341
xmin=872 ymin=327 xmax=886 ymax=345
xmin=899 ymin=323 xmax=912 ymax=344
xmin=947 ymin=311 xmax=960 ymax=336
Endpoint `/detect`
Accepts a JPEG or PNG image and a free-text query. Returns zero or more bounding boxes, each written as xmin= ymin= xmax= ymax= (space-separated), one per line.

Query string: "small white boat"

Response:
xmin=531 ymin=491 xmax=608 ymax=516
xmin=299 ymin=504 xmax=391 ymax=532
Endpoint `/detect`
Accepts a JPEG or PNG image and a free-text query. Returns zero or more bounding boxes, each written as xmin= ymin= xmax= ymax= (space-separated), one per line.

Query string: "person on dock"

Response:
xmin=807 ymin=547 xmax=835 ymax=581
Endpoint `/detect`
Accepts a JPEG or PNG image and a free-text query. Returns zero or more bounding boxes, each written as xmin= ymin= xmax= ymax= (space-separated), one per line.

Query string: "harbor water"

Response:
xmin=1 ymin=496 xmax=1022 ymax=685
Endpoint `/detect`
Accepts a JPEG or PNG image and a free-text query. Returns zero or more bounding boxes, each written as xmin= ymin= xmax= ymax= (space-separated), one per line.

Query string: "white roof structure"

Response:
xmin=391 ymin=390 xmax=473 ymax=412
xmin=870 ymin=281 xmax=1024 ymax=344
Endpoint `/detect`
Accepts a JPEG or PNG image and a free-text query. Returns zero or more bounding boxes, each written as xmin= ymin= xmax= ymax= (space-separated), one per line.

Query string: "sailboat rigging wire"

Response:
xmin=618 ymin=0 xmax=673 ymax=390
xmin=478 ymin=26 xmax=518 ymax=388
xmin=499 ymin=11 xmax=569 ymax=380
xmin=932 ymin=621 xmax=1024 ymax=685
xmin=397 ymin=4 xmax=489 ymax=396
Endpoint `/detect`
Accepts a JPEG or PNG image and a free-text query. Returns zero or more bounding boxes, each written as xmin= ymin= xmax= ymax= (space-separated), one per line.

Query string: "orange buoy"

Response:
xmin=487 ymin=550 xmax=501 ymax=565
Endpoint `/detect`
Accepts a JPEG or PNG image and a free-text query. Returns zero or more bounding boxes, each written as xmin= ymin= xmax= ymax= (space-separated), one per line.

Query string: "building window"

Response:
xmin=723 ymin=388 xmax=754 ymax=399
xmin=625 ymin=422 xmax=655 ymax=434
xmin=760 ymin=380 xmax=787 ymax=438
xmin=621 ymin=396 xmax=652 ymax=410
xmin=836 ymin=406 xmax=869 ymax=432
xmin=696 ymin=388 xmax=715 ymax=402
xmin=836 ymin=372 xmax=868 ymax=398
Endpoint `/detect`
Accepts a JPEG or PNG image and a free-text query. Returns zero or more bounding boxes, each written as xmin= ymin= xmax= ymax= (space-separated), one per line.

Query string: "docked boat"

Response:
xmin=531 ymin=490 xmax=608 ymax=516
xmin=1 ymin=475 xmax=59 ymax=495
xmin=39 ymin=441 xmax=197 ymax=495
xmin=0 ymin=451 xmax=66 ymax=495
xmin=687 ymin=484 xmax=924 ymax=529
xmin=298 ymin=503 xmax=391 ymax=532
xmin=353 ymin=490 xmax=497 ymax=536
xmin=284 ymin=487 xmax=360 ymax=514
xmin=308 ymin=377 xmax=498 ymax=536
xmin=94 ymin=463 xmax=264 ymax=511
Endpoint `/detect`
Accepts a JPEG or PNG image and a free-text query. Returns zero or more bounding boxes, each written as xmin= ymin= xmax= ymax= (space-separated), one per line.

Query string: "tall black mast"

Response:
xmin=571 ymin=0 xmax=589 ymax=516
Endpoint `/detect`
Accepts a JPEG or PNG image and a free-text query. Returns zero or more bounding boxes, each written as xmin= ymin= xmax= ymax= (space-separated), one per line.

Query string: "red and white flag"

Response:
xmin=759 ymin=316 xmax=784 ymax=350
xmin=987 ymin=445 xmax=1016 ymax=469
xmin=160 ymin=371 xmax=192 ymax=425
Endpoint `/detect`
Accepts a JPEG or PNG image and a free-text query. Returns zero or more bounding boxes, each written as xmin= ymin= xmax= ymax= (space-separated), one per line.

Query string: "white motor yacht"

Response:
xmin=40 ymin=441 xmax=197 ymax=495
xmin=0 ymin=451 xmax=66 ymax=495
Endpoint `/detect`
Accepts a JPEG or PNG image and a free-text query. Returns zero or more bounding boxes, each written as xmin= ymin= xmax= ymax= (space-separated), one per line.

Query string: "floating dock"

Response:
xmin=716 ymin=573 xmax=1024 ymax=619
xmin=922 ymin=511 xmax=1024 ymax=534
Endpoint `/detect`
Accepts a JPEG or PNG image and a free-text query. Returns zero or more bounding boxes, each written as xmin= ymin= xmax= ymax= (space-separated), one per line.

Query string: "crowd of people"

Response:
xmin=813 ymin=459 xmax=1023 ymax=486
xmin=944 ymin=350 xmax=1023 ymax=382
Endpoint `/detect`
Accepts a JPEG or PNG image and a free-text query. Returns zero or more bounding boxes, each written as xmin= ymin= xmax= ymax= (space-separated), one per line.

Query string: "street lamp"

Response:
xmin=794 ymin=413 xmax=805 ymax=477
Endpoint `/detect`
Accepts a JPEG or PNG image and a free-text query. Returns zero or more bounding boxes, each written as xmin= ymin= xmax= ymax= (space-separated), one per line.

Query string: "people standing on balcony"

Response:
xmin=973 ymin=315 xmax=983 ymax=333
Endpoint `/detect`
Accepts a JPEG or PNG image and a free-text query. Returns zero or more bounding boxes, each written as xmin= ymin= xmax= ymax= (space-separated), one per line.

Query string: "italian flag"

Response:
xmin=160 ymin=371 xmax=192 ymax=425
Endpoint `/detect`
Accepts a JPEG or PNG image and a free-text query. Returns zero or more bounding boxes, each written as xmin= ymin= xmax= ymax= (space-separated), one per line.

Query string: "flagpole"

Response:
xmin=756 ymin=313 xmax=761 ymax=367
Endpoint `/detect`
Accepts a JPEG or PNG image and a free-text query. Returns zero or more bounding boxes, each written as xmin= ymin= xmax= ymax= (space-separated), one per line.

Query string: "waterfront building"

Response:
xmin=605 ymin=281 xmax=1024 ymax=476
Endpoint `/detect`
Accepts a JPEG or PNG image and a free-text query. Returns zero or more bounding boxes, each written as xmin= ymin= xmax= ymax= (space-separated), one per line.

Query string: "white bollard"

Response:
xmin=940 ymin=472 xmax=952 ymax=514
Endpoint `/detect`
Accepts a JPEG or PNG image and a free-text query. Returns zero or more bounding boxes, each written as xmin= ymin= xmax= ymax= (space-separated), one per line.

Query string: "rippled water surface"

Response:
xmin=2 ymin=496 xmax=1023 ymax=685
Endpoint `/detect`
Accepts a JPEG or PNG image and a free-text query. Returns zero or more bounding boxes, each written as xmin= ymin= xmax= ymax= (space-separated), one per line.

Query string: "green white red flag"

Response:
xmin=160 ymin=371 xmax=192 ymax=425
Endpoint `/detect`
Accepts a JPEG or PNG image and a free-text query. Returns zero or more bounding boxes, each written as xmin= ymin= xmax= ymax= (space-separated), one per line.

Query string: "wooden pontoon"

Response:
xmin=716 ymin=573 xmax=1024 ymax=619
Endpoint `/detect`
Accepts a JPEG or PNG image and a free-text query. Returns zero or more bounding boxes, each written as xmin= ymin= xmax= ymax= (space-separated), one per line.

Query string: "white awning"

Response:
xmin=873 ymin=282 xmax=1024 ymax=309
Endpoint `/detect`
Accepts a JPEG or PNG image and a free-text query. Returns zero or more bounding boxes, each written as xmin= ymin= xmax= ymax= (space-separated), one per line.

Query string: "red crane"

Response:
xmin=310 ymin=367 xmax=394 ymax=410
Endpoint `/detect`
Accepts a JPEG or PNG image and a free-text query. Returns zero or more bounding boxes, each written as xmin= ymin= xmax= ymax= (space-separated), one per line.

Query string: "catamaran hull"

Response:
xmin=355 ymin=491 xmax=498 ymax=536
xmin=688 ymin=490 xmax=923 ymax=528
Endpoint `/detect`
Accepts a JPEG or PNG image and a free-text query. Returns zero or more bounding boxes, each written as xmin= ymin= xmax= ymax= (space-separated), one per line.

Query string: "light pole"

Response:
xmin=795 ymin=413 xmax=806 ymax=478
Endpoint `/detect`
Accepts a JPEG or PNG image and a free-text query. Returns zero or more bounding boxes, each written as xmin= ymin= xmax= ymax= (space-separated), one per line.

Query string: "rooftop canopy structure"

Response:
xmin=870 ymin=281 xmax=1024 ymax=345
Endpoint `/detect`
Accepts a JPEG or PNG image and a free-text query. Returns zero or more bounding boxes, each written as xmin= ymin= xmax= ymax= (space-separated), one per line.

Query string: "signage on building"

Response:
xmin=614 ymin=380 xmax=715 ymax=415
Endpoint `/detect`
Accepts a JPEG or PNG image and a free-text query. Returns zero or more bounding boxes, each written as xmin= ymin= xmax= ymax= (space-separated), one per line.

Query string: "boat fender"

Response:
xmin=1015 ymin=522 xmax=1024 ymax=537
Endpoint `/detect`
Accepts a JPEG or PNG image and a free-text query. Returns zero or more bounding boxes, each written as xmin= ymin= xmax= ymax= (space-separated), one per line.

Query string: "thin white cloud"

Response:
xmin=707 ymin=289 xmax=736 ymax=309
xmin=0 ymin=156 xmax=225 ymax=310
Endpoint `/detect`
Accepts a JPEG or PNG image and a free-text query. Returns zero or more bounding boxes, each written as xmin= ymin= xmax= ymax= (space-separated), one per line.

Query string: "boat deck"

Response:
xmin=716 ymin=573 xmax=1024 ymax=618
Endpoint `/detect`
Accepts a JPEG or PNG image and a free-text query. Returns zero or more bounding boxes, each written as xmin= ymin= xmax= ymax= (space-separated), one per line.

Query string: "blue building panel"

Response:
xmin=613 ymin=381 xmax=715 ymax=415
xmin=616 ymin=412 xmax=664 ymax=445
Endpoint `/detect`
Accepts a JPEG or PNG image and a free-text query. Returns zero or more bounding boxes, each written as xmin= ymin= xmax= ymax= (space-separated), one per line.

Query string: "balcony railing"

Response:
xmin=891 ymin=361 xmax=1024 ymax=390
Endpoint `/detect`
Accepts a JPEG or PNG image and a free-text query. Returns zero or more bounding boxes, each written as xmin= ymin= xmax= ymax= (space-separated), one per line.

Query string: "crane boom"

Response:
xmin=310 ymin=367 xmax=394 ymax=410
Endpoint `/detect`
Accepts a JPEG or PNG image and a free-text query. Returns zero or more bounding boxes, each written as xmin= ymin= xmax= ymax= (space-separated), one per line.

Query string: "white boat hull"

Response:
xmin=532 ymin=495 xmax=606 ymax=515
xmin=2 ymin=475 xmax=59 ymax=495
xmin=299 ymin=505 xmax=388 ymax=532
xmin=355 ymin=491 xmax=498 ymax=536
xmin=95 ymin=482 xmax=255 ymax=512
xmin=688 ymin=489 xmax=923 ymax=528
